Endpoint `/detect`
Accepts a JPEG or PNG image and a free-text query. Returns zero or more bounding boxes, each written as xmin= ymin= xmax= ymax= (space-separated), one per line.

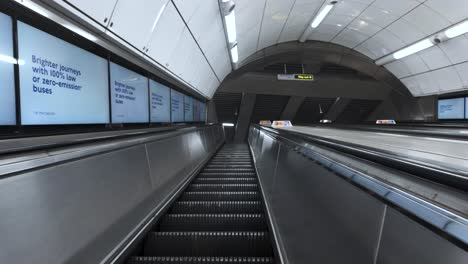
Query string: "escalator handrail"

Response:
xmin=257 ymin=125 xmax=468 ymax=192
xmin=250 ymin=125 xmax=468 ymax=247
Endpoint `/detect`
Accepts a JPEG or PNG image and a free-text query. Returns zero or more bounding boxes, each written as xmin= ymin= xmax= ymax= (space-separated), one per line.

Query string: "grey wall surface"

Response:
xmin=248 ymin=126 xmax=467 ymax=264
xmin=0 ymin=126 xmax=224 ymax=264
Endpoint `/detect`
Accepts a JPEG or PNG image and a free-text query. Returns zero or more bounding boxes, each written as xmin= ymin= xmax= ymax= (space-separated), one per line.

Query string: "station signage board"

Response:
xmin=277 ymin=74 xmax=315 ymax=81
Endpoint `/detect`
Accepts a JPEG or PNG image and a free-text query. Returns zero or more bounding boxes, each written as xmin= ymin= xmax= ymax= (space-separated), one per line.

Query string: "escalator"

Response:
xmin=127 ymin=144 xmax=275 ymax=264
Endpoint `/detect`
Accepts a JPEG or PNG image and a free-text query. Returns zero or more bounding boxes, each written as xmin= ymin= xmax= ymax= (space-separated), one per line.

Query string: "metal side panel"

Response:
xmin=254 ymin=135 xmax=280 ymax=198
xmin=145 ymin=135 xmax=192 ymax=200
xmin=376 ymin=207 xmax=468 ymax=264
xmin=0 ymin=145 xmax=152 ymax=264
xmin=255 ymin=136 xmax=386 ymax=264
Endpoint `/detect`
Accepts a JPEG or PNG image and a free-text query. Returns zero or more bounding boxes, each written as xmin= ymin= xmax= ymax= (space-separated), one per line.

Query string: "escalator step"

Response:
xmin=127 ymin=256 xmax=274 ymax=264
xmin=144 ymin=232 xmax=272 ymax=257
xmin=159 ymin=214 xmax=267 ymax=231
xmin=202 ymin=169 xmax=255 ymax=173
xmin=180 ymin=192 xmax=260 ymax=201
xmin=187 ymin=184 xmax=258 ymax=192
xmin=170 ymin=201 xmax=263 ymax=214
xmin=206 ymin=165 xmax=253 ymax=168
xmin=207 ymin=163 xmax=252 ymax=166
xmin=198 ymin=172 xmax=256 ymax=178
xmin=193 ymin=178 xmax=257 ymax=184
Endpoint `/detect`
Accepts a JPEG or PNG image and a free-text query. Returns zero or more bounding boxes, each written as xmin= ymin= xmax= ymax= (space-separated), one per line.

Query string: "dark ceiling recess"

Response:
xmin=251 ymin=94 xmax=290 ymax=123
xmin=335 ymin=99 xmax=382 ymax=124
xmin=264 ymin=63 xmax=304 ymax=74
xmin=293 ymin=97 xmax=336 ymax=124
xmin=213 ymin=92 xmax=242 ymax=123
xmin=319 ymin=63 xmax=359 ymax=75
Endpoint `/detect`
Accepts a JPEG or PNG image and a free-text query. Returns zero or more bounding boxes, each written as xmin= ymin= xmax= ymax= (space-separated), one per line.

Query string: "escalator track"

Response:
xmin=126 ymin=144 xmax=275 ymax=264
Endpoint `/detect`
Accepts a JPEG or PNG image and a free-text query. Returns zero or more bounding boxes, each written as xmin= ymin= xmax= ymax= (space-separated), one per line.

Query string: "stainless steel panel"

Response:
xmin=0 ymin=126 xmax=225 ymax=264
xmin=377 ymin=207 xmax=468 ymax=264
xmin=0 ymin=145 xmax=152 ymax=264
xmin=254 ymin=135 xmax=280 ymax=198
xmin=267 ymin=146 xmax=385 ymax=264
xmin=146 ymin=135 xmax=191 ymax=195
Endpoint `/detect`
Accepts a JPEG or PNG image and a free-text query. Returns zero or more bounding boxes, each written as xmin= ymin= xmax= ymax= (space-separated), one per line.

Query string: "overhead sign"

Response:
xmin=259 ymin=120 xmax=272 ymax=126
xmin=376 ymin=120 xmax=397 ymax=125
xmin=272 ymin=120 xmax=293 ymax=128
xmin=277 ymin=74 xmax=314 ymax=81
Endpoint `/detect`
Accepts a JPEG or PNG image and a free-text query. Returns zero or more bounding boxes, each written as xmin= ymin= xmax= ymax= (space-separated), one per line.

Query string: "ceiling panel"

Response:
xmin=411 ymin=72 xmax=439 ymax=94
xmin=425 ymin=0 xmax=468 ymax=23
xmin=257 ymin=0 xmax=295 ymax=50
xmin=418 ymin=46 xmax=451 ymax=70
xmin=172 ymin=0 xmax=200 ymax=22
xmin=355 ymin=29 xmax=406 ymax=59
xmin=386 ymin=18 xmax=425 ymax=44
xmin=454 ymin=62 xmax=468 ymax=88
xmin=174 ymin=0 xmax=231 ymax=81
xmin=168 ymin=27 xmax=201 ymax=84
xmin=432 ymin=66 xmax=463 ymax=93
xmin=384 ymin=54 xmax=429 ymax=78
xmin=402 ymin=4 xmax=451 ymax=35
xmin=67 ymin=0 xmax=117 ymax=26
xmin=236 ymin=0 xmax=266 ymax=62
xmin=278 ymin=0 xmax=323 ymax=42
xmin=109 ymin=0 xmax=168 ymax=51
xmin=62 ymin=0 xmax=468 ymax=98
xmin=331 ymin=28 xmax=369 ymax=48
xmin=439 ymin=34 xmax=468 ymax=64
xmin=146 ymin=2 xmax=185 ymax=69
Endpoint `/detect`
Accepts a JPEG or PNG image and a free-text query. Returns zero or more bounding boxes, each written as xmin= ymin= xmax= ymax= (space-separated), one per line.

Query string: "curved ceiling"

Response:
xmin=34 ymin=0 xmax=468 ymax=99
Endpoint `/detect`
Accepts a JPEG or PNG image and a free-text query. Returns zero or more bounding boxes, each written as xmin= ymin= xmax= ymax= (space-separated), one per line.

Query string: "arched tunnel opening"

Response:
xmin=0 ymin=1 xmax=466 ymax=264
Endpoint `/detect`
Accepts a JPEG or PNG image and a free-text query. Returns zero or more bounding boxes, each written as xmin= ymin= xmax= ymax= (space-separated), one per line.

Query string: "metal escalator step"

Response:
xmin=159 ymin=214 xmax=267 ymax=231
xmin=206 ymin=165 xmax=253 ymax=168
xmin=170 ymin=201 xmax=263 ymax=214
xmin=193 ymin=178 xmax=257 ymax=184
xmin=180 ymin=192 xmax=260 ymax=201
xmin=202 ymin=169 xmax=255 ymax=173
xmin=199 ymin=172 xmax=256 ymax=178
xmin=209 ymin=160 xmax=252 ymax=163
xmin=187 ymin=184 xmax=258 ymax=192
xmin=127 ymin=256 xmax=274 ymax=264
xmin=208 ymin=162 xmax=252 ymax=165
xmin=144 ymin=231 xmax=272 ymax=257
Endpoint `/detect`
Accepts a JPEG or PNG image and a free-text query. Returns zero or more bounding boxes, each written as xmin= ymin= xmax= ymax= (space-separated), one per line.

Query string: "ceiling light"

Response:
xmin=222 ymin=123 xmax=235 ymax=127
xmin=225 ymin=10 xmax=237 ymax=43
xmin=230 ymin=44 xmax=238 ymax=63
xmin=63 ymin=24 xmax=98 ymax=42
xmin=445 ymin=20 xmax=468 ymax=39
xmin=393 ymin=39 xmax=434 ymax=60
xmin=311 ymin=1 xmax=337 ymax=28
xmin=0 ymin=54 xmax=19 ymax=64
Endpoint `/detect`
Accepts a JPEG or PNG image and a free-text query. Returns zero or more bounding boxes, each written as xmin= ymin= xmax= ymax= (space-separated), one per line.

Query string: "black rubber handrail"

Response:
xmin=256 ymin=125 xmax=468 ymax=192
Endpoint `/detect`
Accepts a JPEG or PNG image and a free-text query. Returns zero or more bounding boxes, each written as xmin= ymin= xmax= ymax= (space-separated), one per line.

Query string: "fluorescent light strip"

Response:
xmin=393 ymin=39 xmax=434 ymax=60
xmin=445 ymin=20 xmax=468 ymax=39
xmin=311 ymin=4 xmax=334 ymax=28
xmin=230 ymin=44 xmax=238 ymax=63
xmin=225 ymin=10 xmax=237 ymax=43
xmin=222 ymin=123 xmax=235 ymax=127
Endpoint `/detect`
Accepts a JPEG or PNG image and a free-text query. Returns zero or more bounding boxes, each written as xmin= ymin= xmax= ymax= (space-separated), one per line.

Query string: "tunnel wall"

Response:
xmin=0 ymin=125 xmax=225 ymax=264
xmin=248 ymin=126 xmax=467 ymax=264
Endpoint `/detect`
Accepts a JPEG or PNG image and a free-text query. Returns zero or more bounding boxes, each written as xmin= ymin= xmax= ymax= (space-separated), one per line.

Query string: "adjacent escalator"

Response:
xmin=127 ymin=144 xmax=275 ymax=264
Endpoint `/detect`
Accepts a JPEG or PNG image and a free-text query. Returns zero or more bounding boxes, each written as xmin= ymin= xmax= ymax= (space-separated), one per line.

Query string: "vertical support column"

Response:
xmin=280 ymin=96 xmax=306 ymax=121
xmin=323 ymin=97 xmax=352 ymax=121
xmin=234 ymin=93 xmax=256 ymax=143
xmin=207 ymin=100 xmax=218 ymax=124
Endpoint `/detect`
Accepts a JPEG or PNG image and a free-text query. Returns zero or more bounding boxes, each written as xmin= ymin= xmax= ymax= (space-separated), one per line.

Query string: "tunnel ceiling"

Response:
xmin=41 ymin=0 xmax=468 ymax=99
